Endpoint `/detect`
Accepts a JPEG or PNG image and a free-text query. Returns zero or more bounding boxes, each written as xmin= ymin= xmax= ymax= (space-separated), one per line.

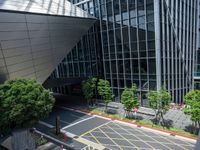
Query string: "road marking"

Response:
xmin=93 ymin=114 xmax=112 ymax=121
xmin=105 ymin=123 xmax=140 ymax=150
xmin=56 ymin=105 xmax=88 ymax=115
xmin=39 ymin=121 xmax=54 ymax=128
xmin=56 ymin=106 xmax=196 ymax=145
xmin=76 ymin=137 xmax=105 ymax=150
xmin=89 ymin=132 xmax=102 ymax=144
xmin=62 ymin=116 xmax=95 ymax=130
xmin=114 ymin=122 xmax=190 ymax=150
xmin=80 ymin=121 xmax=111 ymax=137
xmin=60 ymin=130 xmax=78 ymax=138
xmin=98 ymin=127 xmax=123 ymax=150
xmin=112 ymin=122 xmax=162 ymax=149
xmin=60 ymin=119 xmax=70 ymax=125
xmin=114 ymin=120 xmax=196 ymax=143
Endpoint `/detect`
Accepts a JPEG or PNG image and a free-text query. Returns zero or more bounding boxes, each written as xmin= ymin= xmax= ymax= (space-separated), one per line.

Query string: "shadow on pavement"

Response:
xmin=54 ymin=94 xmax=87 ymax=109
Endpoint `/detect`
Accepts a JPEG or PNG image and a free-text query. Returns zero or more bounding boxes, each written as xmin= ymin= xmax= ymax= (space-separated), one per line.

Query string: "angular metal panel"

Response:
xmin=0 ymin=10 xmax=95 ymax=83
xmin=0 ymin=0 xmax=94 ymax=18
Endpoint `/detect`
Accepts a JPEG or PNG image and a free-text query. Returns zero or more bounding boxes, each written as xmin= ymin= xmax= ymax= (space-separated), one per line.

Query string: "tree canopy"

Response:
xmin=0 ymin=78 xmax=55 ymax=133
xmin=97 ymin=79 xmax=114 ymax=110
xmin=121 ymin=84 xmax=139 ymax=112
xmin=184 ymin=90 xmax=200 ymax=128
xmin=81 ymin=77 xmax=97 ymax=105
xmin=147 ymin=87 xmax=171 ymax=124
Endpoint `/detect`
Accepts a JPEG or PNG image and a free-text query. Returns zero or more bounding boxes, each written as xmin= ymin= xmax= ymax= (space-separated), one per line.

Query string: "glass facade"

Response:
xmin=50 ymin=0 xmax=198 ymax=105
xmin=97 ymin=0 xmax=156 ymax=105
xmin=194 ymin=1 xmax=200 ymax=89
xmin=159 ymin=0 xmax=198 ymax=103
xmin=50 ymin=21 xmax=103 ymax=94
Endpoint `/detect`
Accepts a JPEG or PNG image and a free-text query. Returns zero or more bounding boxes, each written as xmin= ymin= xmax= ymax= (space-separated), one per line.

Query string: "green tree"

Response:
xmin=0 ymin=78 xmax=55 ymax=149
xmin=97 ymin=79 xmax=114 ymax=111
xmin=81 ymin=77 xmax=97 ymax=106
xmin=121 ymin=84 xmax=139 ymax=117
xmin=184 ymin=90 xmax=200 ymax=130
xmin=147 ymin=87 xmax=171 ymax=125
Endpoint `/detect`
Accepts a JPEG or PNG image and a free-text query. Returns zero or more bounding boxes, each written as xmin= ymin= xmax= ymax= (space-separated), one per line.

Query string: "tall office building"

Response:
xmin=51 ymin=0 xmax=199 ymax=106
xmin=0 ymin=0 xmax=198 ymax=106
xmin=194 ymin=0 xmax=200 ymax=89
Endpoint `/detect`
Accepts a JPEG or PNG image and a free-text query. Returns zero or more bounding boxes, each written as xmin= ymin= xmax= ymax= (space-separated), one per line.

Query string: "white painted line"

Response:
xmin=139 ymin=125 xmax=172 ymax=136
xmin=76 ymin=137 xmax=105 ymax=150
xmin=60 ymin=120 xmax=70 ymax=125
xmin=56 ymin=106 xmax=75 ymax=112
xmin=93 ymin=115 xmax=112 ymax=121
xmin=60 ymin=130 xmax=78 ymax=138
xmin=56 ymin=106 xmax=196 ymax=143
xmin=175 ymin=135 xmax=197 ymax=143
xmin=39 ymin=121 xmax=54 ymax=128
xmin=113 ymin=120 xmax=137 ymax=127
xmin=62 ymin=116 xmax=95 ymax=130
xmin=56 ymin=106 xmax=89 ymax=115
xmin=113 ymin=120 xmax=197 ymax=142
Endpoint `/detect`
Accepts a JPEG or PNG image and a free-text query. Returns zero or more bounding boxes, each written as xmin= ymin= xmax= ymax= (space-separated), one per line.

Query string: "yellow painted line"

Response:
xmin=80 ymin=121 xmax=111 ymax=137
xmin=102 ymin=143 xmax=142 ymax=149
xmin=98 ymin=127 xmax=123 ymax=150
xmin=75 ymin=137 xmax=105 ymax=150
xmin=90 ymin=132 xmax=101 ymax=144
xmin=113 ymin=123 xmax=156 ymax=150
xmin=104 ymin=124 xmax=140 ymax=150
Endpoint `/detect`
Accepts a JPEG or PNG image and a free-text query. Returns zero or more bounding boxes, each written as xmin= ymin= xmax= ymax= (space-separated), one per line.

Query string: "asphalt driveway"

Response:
xmin=40 ymin=106 xmax=196 ymax=150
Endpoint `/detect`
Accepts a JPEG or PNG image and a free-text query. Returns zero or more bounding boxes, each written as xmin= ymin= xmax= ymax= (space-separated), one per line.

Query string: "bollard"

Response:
xmin=64 ymin=133 xmax=68 ymax=141
xmin=60 ymin=144 xmax=66 ymax=150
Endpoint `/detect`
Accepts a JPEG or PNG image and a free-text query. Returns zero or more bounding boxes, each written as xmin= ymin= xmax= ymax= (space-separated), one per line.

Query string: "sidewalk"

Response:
xmin=96 ymin=102 xmax=193 ymax=130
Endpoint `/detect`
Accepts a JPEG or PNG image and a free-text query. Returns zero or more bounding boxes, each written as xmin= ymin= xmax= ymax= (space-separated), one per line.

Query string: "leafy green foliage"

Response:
xmin=34 ymin=134 xmax=48 ymax=147
xmin=184 ymin=90 xmax=200 ymax=128
xmin=0 ymin=78 xmax=55 ymax=133
xmin=147 ymin=87 xmax=171 ymax=124
xmin=82 ymin=77 xmax=97 ymax=105
xmin=121 ymin=84 xmax=139 ymax=111
xmin=97 ymin=79 xmax=114 ymax=110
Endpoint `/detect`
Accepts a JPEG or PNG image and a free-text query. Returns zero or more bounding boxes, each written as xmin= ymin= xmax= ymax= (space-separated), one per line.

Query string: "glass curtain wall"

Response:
xmin=98 ymin=0 xmax=155 ymax=105
xmin=160 ymin=0 xmax=198 ymax=103
xmin=194 ymin=1 xmax=200 ymax=89
xmin=50 ymin=21 xmax=103 ymax=94
xmin=50 ymin=0 xmax=198 ymax=105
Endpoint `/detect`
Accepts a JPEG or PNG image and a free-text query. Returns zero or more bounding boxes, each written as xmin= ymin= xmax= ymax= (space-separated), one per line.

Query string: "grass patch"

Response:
xmin=33 ymin=134 xmax=48 ymax=147
xmin=89 ymin=107 xmax=197 ymax=138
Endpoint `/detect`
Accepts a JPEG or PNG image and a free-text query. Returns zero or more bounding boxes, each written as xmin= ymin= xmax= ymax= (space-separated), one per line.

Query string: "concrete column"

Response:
xmin=154 ymin=0 xmax=162 ymax=90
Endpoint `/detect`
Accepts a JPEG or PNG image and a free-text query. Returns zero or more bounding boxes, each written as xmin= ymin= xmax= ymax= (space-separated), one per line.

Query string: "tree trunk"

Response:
xmin=87 ymin=100 xmax=90 ymax=108
xmin=155 ymin=111 xmax=159 ymax=124
xmin=12 ymin=128 xmax=35 ymax=150
xmin=160 ymin=112 xmax=165 ymax=126
xmin=127 ymin=110 xmax=130 ymax=118
xmin=198 ymin=121 xmax=200 ymax=129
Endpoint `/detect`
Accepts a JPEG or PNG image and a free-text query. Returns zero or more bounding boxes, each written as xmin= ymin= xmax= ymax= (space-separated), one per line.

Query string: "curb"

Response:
xmin=79 ymin=109 xmax=198 ymax=142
